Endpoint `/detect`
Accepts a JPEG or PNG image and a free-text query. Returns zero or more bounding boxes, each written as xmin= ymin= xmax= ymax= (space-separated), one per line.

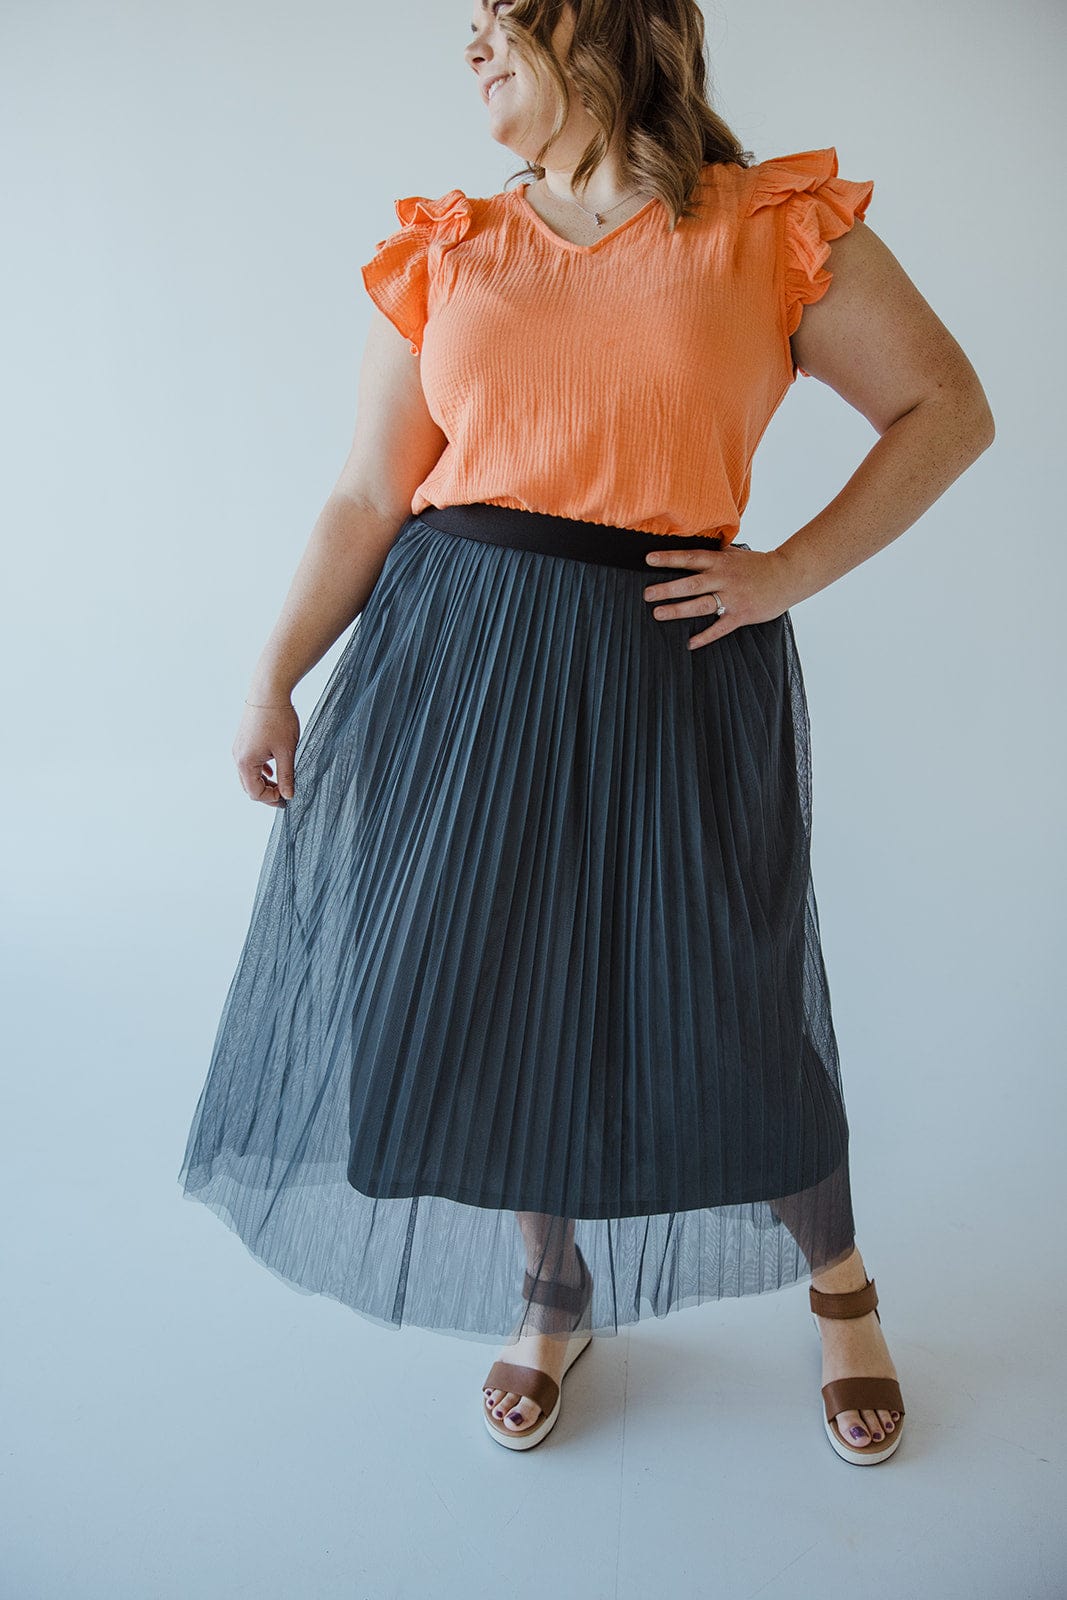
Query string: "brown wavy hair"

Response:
xmin=500 ymin=0 xmax=754 ymax=230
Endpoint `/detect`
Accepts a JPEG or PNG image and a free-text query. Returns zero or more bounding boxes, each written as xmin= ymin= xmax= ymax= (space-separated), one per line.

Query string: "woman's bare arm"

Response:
xmin=774 ymin=219 xmax=996 ymax=603
xmin=234 ymin=310 xmax=446 ymax=805
xmin=644 ymin=219 xmax=995 ymax=649
xmin=246 ymin=311 xmax=447 ymax=706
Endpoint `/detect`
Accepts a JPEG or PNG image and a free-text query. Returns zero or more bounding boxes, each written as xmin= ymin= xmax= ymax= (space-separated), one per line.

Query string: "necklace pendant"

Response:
xmin=593 ymin=212 xmax=604 ymax=226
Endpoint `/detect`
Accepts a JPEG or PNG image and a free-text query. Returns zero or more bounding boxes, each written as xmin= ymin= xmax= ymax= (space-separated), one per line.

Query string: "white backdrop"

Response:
xmin=2 ymin=2 xmax=1063 ymax=1596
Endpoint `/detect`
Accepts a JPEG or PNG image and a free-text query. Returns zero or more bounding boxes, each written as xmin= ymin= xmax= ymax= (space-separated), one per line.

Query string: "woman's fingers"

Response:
xmin=251 ymin=764 xmax=286 ymax=806
xmin=273 ymin=752 xmax=296 ymax=802
xmin=642 ymin=547 xmax=796 ymax=651
xmin=232 ymin=703 xmax=301 ymax=804
xmin=234 ymin=758 xmax=285 ymax=805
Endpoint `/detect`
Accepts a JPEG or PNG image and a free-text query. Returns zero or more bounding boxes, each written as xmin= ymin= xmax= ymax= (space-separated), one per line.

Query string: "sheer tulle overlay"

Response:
xmin=178 ymin=507 xmax=856 ymax=1346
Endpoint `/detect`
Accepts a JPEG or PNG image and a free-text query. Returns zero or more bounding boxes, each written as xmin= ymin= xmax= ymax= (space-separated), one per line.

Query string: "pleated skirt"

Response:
xmin=178 ymin=502 xmax=856 ymax=1345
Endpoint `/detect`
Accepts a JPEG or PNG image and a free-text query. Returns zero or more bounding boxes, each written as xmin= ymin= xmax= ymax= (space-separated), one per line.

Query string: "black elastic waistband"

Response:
xmin=413 ymin=502 xmax=726 ymax=572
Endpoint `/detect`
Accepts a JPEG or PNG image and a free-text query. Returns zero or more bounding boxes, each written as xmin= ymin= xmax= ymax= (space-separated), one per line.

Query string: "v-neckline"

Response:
xmin=511 ymin=183 xmax=661 ymax=254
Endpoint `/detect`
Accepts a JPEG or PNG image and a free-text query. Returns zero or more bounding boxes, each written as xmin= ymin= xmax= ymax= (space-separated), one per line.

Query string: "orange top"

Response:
xmin=360 ymin=147 xmax=873 ymax=541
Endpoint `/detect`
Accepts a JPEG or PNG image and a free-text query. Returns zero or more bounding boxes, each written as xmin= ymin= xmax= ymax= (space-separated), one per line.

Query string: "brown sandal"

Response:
xmin=482 ymin=1246 xmax=593 ymax=1451
xmin=809 ymin=1274 xmax=905 ymax=1464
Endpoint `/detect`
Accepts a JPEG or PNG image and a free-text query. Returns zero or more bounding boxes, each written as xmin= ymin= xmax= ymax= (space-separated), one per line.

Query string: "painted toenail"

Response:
xmin=872 ymin=1432 xmax=883 ymax=1440
xmin=850 ymin=1426 xmax=868 ymax=1440
xmin=886 ymin=1421 xmax=894 ymax=1430
xmin=508 ymin=1411 xmax=523 ymax=1424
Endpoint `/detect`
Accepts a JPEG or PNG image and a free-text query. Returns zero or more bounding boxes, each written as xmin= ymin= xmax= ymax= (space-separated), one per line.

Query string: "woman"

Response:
xmin=178 ymin=0 xmax=994 ymax=1464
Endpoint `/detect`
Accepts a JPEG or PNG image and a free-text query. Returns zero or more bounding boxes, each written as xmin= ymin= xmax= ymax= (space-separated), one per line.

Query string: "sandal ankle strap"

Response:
xmin=809 ymin=1274 xmax=880 ymax=1321
xmin=523 ymin=1245 xmax=591 ymax=1315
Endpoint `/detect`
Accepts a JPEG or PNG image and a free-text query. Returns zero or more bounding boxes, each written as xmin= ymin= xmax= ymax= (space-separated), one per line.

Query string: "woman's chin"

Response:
xmin=487 ymin=123 xmax=527 ymax=157
xmin=485 ymin=96 xmax=538 ymax=151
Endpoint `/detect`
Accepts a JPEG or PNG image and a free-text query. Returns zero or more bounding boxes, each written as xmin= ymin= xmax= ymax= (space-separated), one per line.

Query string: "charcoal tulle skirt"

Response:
xmin=178 ymin=501 xmax=857 ymax=1347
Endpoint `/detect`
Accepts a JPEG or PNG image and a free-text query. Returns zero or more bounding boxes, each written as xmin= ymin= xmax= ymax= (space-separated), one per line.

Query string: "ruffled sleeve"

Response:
xmin=746 ymin=148 xmax=874 ymax=376
xmin=359 ymin=189 xmax=474 ymax=356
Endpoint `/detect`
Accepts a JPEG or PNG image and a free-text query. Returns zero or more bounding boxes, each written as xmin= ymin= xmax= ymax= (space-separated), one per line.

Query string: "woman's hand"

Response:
xmin=643 ymin=545 xmax=803 ymax=650
xmin=233 ymin=700 xmax=301 ymax=806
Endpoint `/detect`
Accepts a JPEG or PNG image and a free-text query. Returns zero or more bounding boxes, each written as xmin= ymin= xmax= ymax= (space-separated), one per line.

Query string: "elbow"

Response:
xmin=954 ymin=372 xmax=996 ymax=454
xmin=957 ymin=402 xmax=996 ymax=475
xmin=930 ymin=378 xmax=996 ymax=459
xmin=967 ymin=387 xmax=996 ymax=454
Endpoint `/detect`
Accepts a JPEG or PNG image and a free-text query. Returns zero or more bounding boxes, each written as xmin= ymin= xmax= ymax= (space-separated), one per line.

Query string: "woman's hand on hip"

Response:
xmin=233 ymin=700 xmax=301 ymax=806
xmin=643 ymin=546 xmax=801 ymax=651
